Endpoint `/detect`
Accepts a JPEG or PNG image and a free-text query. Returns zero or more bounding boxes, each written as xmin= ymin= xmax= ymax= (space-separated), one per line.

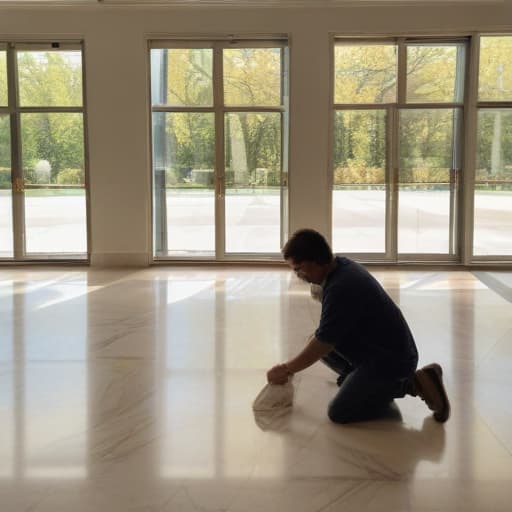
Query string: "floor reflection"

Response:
xmin=0 ymin=267 xmax=511 ymax=511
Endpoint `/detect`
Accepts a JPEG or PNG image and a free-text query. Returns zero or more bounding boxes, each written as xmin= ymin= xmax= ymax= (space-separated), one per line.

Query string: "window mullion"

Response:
xmin=397 ymin=38 xmax=407 ymax=106
xmin=388 ymin=105 xmax=399 ymax=261
xmin=7 ymin=45 xmax=24 ymax=259
xmin=213 ymin=43 xmax=225 ymax=260
xmin=281 ymin=46 xmax=290 ymax=248
xmin=463 ymin=34 xmax=480 ymax=264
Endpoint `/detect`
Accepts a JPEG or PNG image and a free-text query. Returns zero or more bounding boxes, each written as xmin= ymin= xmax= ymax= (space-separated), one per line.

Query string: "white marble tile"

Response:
xmin=1 ymin=267 xmax=512 ymax=511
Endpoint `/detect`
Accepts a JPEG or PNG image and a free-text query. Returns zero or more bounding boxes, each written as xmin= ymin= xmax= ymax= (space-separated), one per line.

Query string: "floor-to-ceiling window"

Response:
xmin=333 ymin=34 xmax=512 ymax=264
xmin=473 ymin=35 xmax=512 ymax=258
xmin=150 ymin=39 xmax=289 ymax=260
xmin=0 ymin=42 xmax=88 ymax=261
xmin=332 ymin=38 xmax=466 ymax=262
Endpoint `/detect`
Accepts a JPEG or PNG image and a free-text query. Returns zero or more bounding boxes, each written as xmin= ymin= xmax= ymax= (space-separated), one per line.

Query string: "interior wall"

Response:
xmin=0 ymin=3 xmax=510 ymax=266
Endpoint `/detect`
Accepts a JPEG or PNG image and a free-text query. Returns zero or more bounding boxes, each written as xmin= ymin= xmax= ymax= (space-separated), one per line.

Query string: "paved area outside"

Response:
xmin=0 ymin=189 xmax=511 ymax=258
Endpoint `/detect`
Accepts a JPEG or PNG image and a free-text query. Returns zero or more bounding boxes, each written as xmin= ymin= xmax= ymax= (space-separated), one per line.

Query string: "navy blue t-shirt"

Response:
xmin=315 ymin=257 xmax=418 ymax=367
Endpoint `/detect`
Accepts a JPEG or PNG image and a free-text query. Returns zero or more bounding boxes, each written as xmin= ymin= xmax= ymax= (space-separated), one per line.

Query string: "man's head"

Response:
xmin=282 ymin=229 xmax=334 ymax=284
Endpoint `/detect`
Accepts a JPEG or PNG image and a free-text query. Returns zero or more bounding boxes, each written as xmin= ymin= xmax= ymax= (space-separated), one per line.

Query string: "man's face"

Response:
xmin=286 ymin=258 xmax=326 ymax=285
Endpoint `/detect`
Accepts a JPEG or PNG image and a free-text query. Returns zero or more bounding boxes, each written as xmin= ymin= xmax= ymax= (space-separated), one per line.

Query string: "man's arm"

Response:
xmin=267 ymin=336 xmax=334 ymax=384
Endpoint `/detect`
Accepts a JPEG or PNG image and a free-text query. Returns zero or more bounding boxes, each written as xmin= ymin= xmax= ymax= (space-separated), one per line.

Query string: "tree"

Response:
xmin=16 ymin=51 xmax=84 ymax=184
xmin=158 ymin=47 xmax=283 ymax=188
xmin=334 ymin=42 xmax=469 ymax=187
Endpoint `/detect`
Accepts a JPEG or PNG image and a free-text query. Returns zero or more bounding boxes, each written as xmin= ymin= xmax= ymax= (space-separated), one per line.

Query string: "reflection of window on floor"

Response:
xmin=0 ymin=313 xmax=13 ymax=476
xmin=160 ymin=278 xmax=217 ymax=478
xmin=0 ymin=280 xmax=87 ymax=480
xmin=0 ymin=43 xmax=87 ymax=260
xmin=158 ymin=276 xmax=287 ymax=479
xmin=150 ymin=40 xmax=288 ymax=259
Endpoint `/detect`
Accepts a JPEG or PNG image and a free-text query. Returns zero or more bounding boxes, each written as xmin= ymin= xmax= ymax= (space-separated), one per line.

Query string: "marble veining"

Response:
xmin=1 ymin=267 xmax=512 ymax=511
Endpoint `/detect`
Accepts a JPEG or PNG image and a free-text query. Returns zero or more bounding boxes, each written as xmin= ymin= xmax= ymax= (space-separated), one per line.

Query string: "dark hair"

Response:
xmin=282 ymin=229 xmax=333 ymax=265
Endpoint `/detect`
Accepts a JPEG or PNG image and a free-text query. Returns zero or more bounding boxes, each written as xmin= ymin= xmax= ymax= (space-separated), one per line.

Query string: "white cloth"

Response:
xmin=252 ymin=378 xmax=295 ymax=412
xmin=310 ymin=283 xmax=323 ymax=302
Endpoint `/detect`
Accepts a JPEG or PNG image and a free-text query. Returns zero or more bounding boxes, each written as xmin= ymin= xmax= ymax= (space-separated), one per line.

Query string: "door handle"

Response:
xmin=216 ymin=174 xmax=224 ymax=200
xmin=13 ymin=177 xmax=25 ymax=193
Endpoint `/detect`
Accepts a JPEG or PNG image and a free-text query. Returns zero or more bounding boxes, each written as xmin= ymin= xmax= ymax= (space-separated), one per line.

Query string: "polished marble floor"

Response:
xmin=1 ymin=266 xmax=512 ymax=511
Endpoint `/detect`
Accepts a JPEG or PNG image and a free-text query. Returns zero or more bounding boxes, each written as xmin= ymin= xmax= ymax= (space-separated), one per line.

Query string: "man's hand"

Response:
xmin=267 ymin=364 xmax=291 ymax=385
xmin=266 ymin=337 xmax=333 ymax=385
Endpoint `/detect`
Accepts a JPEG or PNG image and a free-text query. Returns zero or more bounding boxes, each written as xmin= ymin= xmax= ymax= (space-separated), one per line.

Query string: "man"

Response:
xmin=267 ymin=229 xmax=450 ymax=424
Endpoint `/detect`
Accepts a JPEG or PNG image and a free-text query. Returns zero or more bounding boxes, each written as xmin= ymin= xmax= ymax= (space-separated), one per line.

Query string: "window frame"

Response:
xmin=472 ymin=34 xmax=512 ymax=262
xmin=149 ymin=37 xmax=290 ymax=262
xmin=330 ymin=35 xmax=470 ymax=263
xmin=0 ymin=40 xmax=90 ymax=262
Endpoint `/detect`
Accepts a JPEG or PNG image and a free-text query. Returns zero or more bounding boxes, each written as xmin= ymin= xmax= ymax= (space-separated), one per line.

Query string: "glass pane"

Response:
xmin=153 ymin=112 xmax=215 ymax=256
xmin=334 ymin=44 xmax=397 ymax=104
xmin=151 ymin=48 xmax=213 ymax=107
xmin=225 ymin=112 xmax=281 ymax=253
xmin=332 ymin=110 xmax=386 ymax=253
xmin=407 ymin=44 xmax=465 ymax=103
xmin=0 ymin=115 xmax=13 ymax=257
xmin=479 ymin=36 xmax=512 ymax=101
xmin=21 ymin=113 xmax=86 ymax=255
xmin=224 ymin=48 xmax=281 ymax=106
xmin=17 ymin=50 xmax=82 ymax=107
xmin=0 ymin=50 xmax=7 ymax=106
xmin=474 ymin=109 xmax=512 ymax=255
xmin=398 ymin=109 xmax=458 ymax=254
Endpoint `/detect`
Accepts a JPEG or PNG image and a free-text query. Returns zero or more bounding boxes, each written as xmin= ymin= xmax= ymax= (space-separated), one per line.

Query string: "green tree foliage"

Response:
xmin=223 ymin=49 xmax=282 ymax=186
xmin=476 ymin=110 xmax=512 ymax=182
xmin=0 ymin=50 xmax=84 ymax=187
xmin=155 ymin=47 xmax=283 ymax=188
xmin=56 ymin=168 xmax=85 ymax=185
xmin=225 ymin=112 xmax=281 ymax=186
xmin=476 ymin=37 xmax=512 ymax=189
xmin=0 ymin=52 xmax=10 ymax=188
xmin=334 ymin=40 xmax=512 ymax=190
xmin=479 ymin=36 xmax=512 ymax=101
xmin=223 ymin=48 xmax=281 ymax=106
xmin=0 ymin=50 xmax=7 ymax=106
xmin=399 ymin=109 xmax=454 ymax=184
xmin=21 ymin=113 xmax=84 ymax=184
xmin=334 ymin=44 xmax=397 ymax=104
xmin=334 ymin=110 xmax=385 ymax=185
xmin=165 ymin=111 xmax=215 ymax=179
xmin=406 ymin=45 xmax=463 ymax=103
xmin=17 ymin=51 xmax=82 ymax=107
xmin=166 ymin=48 xmax=212 ymax=106
xmin=0 ymin=115 xmax=10 ymax=167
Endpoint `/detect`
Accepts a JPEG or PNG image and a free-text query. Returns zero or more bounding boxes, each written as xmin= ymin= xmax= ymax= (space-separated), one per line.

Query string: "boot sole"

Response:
xmin=421 ymin=363 xmax=451 ymax=422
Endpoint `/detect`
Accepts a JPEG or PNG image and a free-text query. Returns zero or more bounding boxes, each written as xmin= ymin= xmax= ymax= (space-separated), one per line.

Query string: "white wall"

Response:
xmin=0 ymin=3 xmax=510 ymax=265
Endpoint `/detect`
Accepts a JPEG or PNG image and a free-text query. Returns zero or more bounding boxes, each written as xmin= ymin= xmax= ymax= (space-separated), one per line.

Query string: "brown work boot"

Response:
xmin=412 ymin=363 xmax=450 ymax=422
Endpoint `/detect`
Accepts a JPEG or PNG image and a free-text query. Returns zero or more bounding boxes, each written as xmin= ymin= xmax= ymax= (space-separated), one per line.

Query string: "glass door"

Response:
xmin=151 ymin=41 xmax=288 ymax=260
xmin=0 ymin=45 xmax=13 ymax=258
xmin=151 ymin=46 xmax=216 ymax=257
xmin=223 ymin=46 xmax=285 ymax=255
xmin=0 ymin=43 xmax=88 ymax=260
xmin=397 ymin=42 xmax=465 ymax=259
xmin=332 ymin=38 xmax=467 ymax=262
xmin=332 ymin=42 xmax=396 ymax=257
xmin=473 ymin=36 xmax=512 ymax=258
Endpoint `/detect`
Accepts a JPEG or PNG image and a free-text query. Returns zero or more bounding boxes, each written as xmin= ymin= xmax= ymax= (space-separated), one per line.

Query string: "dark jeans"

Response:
xmin=321 ymin=350 xmax=418 ymax=424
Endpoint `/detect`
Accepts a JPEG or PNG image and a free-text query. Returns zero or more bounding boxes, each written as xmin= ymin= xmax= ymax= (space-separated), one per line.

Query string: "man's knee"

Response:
xmin=328 ymin=399 xmax=394 ymax=424
xmin=327 ymin=403 xmax=356 ymax=424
